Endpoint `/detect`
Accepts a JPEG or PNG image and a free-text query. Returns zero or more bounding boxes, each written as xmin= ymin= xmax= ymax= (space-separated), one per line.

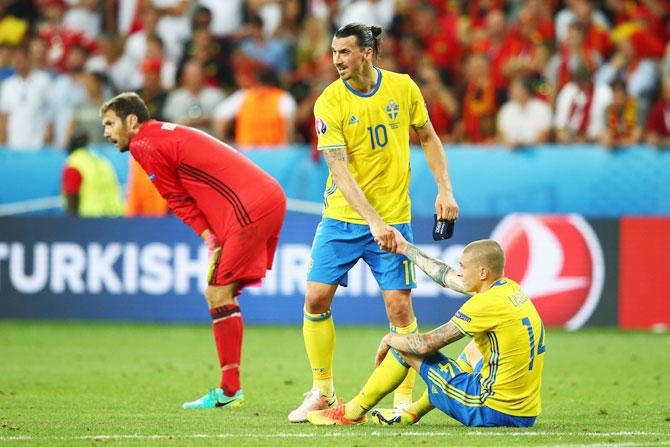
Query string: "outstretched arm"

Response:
xmin=404 ymin=243 xmax=470 ymax=295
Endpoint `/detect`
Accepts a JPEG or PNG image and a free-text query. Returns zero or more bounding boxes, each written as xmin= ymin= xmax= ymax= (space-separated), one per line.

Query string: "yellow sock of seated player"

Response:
xmin=407 ymin=389 xmax=435 ymax=421
xmin=344 ymin=349 xmax=409 ymax=420
xmin=392 ymin=318 xmax=418 ymax=407
xmin=303 ymin=307 xmax=335 ymax=397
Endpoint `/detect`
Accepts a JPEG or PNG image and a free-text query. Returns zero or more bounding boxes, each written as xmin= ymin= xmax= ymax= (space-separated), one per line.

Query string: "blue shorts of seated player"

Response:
xmin=419 ymin=352 xmax=537 ymax=428
xmin=307 ymin=218 xmax=417 ymax=290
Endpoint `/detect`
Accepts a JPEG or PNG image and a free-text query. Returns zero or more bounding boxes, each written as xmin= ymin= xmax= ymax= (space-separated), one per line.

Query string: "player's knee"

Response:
xmin=385 ymin=300 xmax=414 ymax=327
xmin=204 ymin=286 xmax=235 ymax=308
xmin=304 ymin=288 xmax=332 ymax=314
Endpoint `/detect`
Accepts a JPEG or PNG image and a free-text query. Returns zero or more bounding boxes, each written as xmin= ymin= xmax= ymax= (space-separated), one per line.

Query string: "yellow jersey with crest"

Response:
xmin=449 ymin=278 xmax=546 ymax=417
xmin=313 ymin=67 xmax=429 ymax=224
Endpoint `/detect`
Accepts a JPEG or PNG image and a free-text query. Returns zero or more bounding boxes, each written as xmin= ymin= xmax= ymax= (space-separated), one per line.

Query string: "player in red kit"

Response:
xmin=100 ymin=92 xmax=286 ymax=409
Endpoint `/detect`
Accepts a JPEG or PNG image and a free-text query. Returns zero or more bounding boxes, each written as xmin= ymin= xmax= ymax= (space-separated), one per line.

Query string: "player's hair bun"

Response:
xmin=370 ymin=25 xmax=382 ymax=38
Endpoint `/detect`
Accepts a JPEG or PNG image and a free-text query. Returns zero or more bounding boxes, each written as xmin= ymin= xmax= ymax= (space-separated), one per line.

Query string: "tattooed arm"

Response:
xmin=403 ymin=243 xmax=470 ymax=294
xmin=375 ymin=321 xmax=465 ymax=364
xmin=323 ymin=147 xmax=396 ymax=251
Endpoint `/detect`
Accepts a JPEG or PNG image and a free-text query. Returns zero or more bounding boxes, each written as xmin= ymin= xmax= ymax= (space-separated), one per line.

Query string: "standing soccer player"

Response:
xmin=289 ymin=23 xmax=459 ymax=422
xmin=100 ymin=92 xmax=286 ymax=409
xmin=309 ymin=234 xmax=545 ymax=426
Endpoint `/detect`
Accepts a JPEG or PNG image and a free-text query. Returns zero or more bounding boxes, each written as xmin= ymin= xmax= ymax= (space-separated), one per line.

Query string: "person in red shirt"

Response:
xmin=100 ymin=92 xmax=287 ymax=410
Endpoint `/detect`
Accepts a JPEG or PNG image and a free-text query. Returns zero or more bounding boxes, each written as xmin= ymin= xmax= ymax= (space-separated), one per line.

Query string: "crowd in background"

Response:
xmin=1 ymin=0 xmax=670 ymax=154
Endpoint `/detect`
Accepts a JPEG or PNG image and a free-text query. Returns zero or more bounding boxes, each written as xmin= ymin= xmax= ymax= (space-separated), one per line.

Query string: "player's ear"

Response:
xmin=126 ymin=113 xmax=138 ymax=129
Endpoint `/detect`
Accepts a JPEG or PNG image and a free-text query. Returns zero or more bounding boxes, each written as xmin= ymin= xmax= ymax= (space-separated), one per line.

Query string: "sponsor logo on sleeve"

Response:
xmin=454 ymin=311 xmax=471 ymax=322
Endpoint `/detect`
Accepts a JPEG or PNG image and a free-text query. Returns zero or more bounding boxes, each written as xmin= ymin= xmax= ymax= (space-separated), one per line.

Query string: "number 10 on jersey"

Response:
xmin=367 ymin=124 xmax=388 ymax=150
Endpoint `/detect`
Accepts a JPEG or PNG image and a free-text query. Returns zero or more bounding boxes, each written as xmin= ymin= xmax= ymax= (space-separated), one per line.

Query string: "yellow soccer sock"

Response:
xmin=303 ymin=307 xmax=335 ymax=397
xmin=407 ymin=390 xmax=435 ymax=421
xmin=391 ymin=318 xmax=418 ymax=407
xmin=344 ymin=348 xmax=409 ymax=420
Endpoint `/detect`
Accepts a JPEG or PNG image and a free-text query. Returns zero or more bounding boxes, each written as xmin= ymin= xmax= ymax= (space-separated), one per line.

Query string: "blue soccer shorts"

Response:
xmin=419 ymin=351 xmax=537 ymax=427
xmin=306 ymin=218 xmax=417 ymax=290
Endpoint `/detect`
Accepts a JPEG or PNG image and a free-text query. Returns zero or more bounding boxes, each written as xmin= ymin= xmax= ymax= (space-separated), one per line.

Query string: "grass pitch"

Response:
xmin=0 ymin=321 xmax=668 ymax=447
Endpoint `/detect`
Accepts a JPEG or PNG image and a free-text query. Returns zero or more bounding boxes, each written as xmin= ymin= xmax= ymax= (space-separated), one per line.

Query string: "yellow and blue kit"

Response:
xmin=419 ymin=278 xmax=546 ymax=427
xmin=308 ymin=67 xmax=428 ymax=289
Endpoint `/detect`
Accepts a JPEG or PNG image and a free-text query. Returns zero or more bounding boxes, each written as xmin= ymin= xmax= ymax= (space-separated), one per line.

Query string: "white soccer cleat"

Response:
xmin=288 ymin=388 xmax=336 ymax=423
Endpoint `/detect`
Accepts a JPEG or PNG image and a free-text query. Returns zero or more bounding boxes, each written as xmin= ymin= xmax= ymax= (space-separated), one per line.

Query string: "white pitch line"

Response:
xmin=550 ymin=443 xmax=670 ymax=447
xmin=0 ymin=431 xmax=668 ymax=442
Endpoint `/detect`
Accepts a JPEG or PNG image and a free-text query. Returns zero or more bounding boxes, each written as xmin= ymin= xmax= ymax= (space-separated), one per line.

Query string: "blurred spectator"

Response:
xmin=0 ymin=0 xmax=29 ymax=45
xmin=471 ymin=9 xmax=509 ymax=90
xmin=123 ymin=5 xmax=177 ymax=68
xmin=126 ymin=157 xmax=169 ymax=217
xmin=28 ymin=36 xmax=51 ymax=74
xmin=213 ymin=68 xmax=296 ymax=148
xmin=595 ymin=32 xmax=658 ymax=117
xmin=598 ymin=80 xmax=641 ymax=148
xmin=162 ymin=59 xmax=224 ymax=134
xmin=37 ymin=0 xmax=97 ymax=72
xmin=85 ymin=33 xmax=136 ymax=92
xmin=197 ymin=0 xmax=244 ymax=38
xmin=153 ymin=0 xmax=191 ymax=62
xmin=239 ymin=15 xmax=291 ymax=75
xmin=497 ymin=76 xmax=552 ymax=148
xmin=136 ymin=58 xmax=168 ymax=121
xmin=61 ymin=130 xmax=123 ymax=217
xmin=294 ymin=16 xmax=330 ymax=74
xmin=0 ymin=44 xmax=15 ymax=81
xmin=555 ymin=0 xmax=611 ymax=45
xmin=63 ymin=0 xmax=101 ymax=40
xmin=546 ymin=22 xmax=603 ymax=93
xmin=66 ymin=69 xmax=112 ymax=146
xmin=606 ymin=0 xmax=670 ymax=45
xmin=417 ymin=63 xmax=459 ymax=143
xmin=0 ymin=45 xmax=53 ymax=149
xmin=409 ymin=3 xmax=465 ymax=84
xmin=458 ymin=54 xmax=499 ymax=143
xmin=246 ymin=0 xmax=283 ymax=37
xmin=49 ymin=44 xmax=88 ymax=148
xmin=645 ymin=75 xmax=670 ymax=149
xmin=498 ymin=2 xmax=553 ymax=89
xmin=570 ymin=0 xmax=613 ymax=58
xmin=273 ymin=0 xmax=305 ymax=70
xmin=177 ymin=7 xmax=235 ymax=90
xmin=554 ymin=65 xmax=612 ymax=143
xmin=129 ymin=34 xmax=176 ymax=91
xmin=337 ymin=0 xmax=395 ymax=29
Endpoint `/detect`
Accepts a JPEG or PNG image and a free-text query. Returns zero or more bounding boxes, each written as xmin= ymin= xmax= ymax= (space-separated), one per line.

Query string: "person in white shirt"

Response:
xmin=497 ymin=76 xmax=552 ymax=148
xmin=554 ymin=65 xmax=612 ymax=144
xmin=162 ymin=59 xmax=224 ymax=135
xmin=0 ymin=46 xmax=53 ymax=150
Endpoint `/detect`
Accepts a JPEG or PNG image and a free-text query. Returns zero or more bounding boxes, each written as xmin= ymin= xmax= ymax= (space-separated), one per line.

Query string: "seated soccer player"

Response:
xmin=307 ymin=232 xmax=545 ymax=427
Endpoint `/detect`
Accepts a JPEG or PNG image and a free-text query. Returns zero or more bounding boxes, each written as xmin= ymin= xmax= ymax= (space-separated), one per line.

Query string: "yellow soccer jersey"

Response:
xmin=449 ymin=278 xmax=546 ymax=417
xmin=313 ymin=67 xmax=429 ymax=224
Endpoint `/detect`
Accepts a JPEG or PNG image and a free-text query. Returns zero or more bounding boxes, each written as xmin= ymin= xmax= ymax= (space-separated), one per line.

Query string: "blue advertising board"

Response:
xmin=0 ymin=213 xmax=618 ymax=327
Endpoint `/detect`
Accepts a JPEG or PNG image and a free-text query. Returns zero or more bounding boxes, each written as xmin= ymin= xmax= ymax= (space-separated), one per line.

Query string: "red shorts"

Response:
xmin=208 ymin=203 xmax=286 ymax=291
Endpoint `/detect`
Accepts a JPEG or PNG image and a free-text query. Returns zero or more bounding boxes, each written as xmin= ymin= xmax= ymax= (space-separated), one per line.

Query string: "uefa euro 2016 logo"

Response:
xmin=315 ymin=118 xmax=327 ymax=136
xmin=386 ymin=100 xmax=399 ymax=120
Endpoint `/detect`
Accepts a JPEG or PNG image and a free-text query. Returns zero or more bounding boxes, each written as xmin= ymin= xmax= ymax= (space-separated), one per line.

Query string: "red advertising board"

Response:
xmin=619 ymin=217 xmax=670 ymax=329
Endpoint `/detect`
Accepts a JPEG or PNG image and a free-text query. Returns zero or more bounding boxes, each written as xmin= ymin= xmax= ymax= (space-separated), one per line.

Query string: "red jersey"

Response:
xmin=129 ymin=120 xmax=286 ymax=239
